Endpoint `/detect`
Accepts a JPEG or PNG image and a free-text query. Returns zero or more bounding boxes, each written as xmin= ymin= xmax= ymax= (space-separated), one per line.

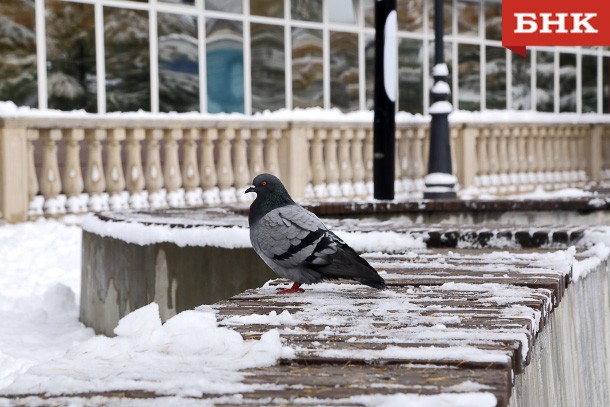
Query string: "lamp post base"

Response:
xmin=423 ymin=189 xmax=457 ymax=199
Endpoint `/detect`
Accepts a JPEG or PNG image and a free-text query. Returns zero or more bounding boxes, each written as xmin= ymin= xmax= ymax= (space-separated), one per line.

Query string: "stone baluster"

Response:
xmin=338 ymin=129 xmax=354 ymax=197
xmin=393 ymin=129 xmax=402 ymax=194
xmin=106 ymin=128 xmax=127 ymax=210
xmin=560 ymin=127 xmax=572 ymax=184
xmin=450 ymin=126 xmax=459 ymax=180
xmin=85 ymin=129 xmax=107 ymax=212
xmin=507 ymin=127 xmax=520 ymax=189
xmin=63 ymin=128 xmax=85 ymax=213
xmin=39 ymin=129 xmax=63 ymax=215
xmin=233 ymin=128 xmax=251 ymax=201
xmin=351 ymin=128 xmax=366 ymax=197
xmin=412 ymin=127 xmax=426 ymax=192
xmin=145 ymin=129 xmax=165 ymax=208
xmin=548 ymin=126 xmax=560 ymax=186
xmin=477 ymin=128 xmax=490 ymax=188
xmin=364 ymin=128 xmax=374 ymax=194
xmin=163 ymin=129 xmax=184 ymax=207
xmin=265 ymin=129 xmax=281 ymax=177
xmin=423 ymin=128 xmax=431 ymax=171
xmin=555 ymin=127 xmax=567 ymax=185
xmin=26 ymin=129 xmax=42 ymax=215
xmin=304 ymin=128 xmax=314 ymax=198
xmin=536 ymin=126 xmax=548 ymax=184
xmin=578 ymin=127 xmax=588 ymax=182
xmin=564 ymin=127 xmax=576 ymax=184
xmin=524 ymin=126 xmax=537 ymax=185
xmin=217 ymin=128 xmax=235 ymax=203
xmin=516 ymin=127 xmax=529 ymax=189
xmin=498 ymin=127 xmax=510 ymax=190
xmin=125 ymin=129 xmax=146 ymax=209
xmin=182 ymin=128 xmax=202 ymax=206
xmin=200 ymin=128 xmax=220 ymax=205
xmin=487 ymin=128 xmax=500 ymax=191
xmin=400 ymin=128 xmax=414 ymax=194
xmin=310 ymin=128 xmax=327 ymax=198
xmin=250 ymin=129 xmax=265 ymax=177
xmin=324 ymin=128 xmax=340 ymax=196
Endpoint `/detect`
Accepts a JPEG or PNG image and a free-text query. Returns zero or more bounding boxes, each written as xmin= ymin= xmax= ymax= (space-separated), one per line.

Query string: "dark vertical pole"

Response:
xmin=373 ymin=0 xmax=397 ymax=200
xmin=423 ymin=0 xmax=457 ymax=199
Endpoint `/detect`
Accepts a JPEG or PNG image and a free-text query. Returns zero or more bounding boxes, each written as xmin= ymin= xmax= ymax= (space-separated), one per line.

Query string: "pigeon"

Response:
xmin=246 ymin=173 xmax=386 ymax=294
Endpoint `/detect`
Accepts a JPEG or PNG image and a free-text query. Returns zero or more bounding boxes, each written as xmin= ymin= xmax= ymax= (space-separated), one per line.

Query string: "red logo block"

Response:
xmin=502 ymin=0 xmax=610 ymax=56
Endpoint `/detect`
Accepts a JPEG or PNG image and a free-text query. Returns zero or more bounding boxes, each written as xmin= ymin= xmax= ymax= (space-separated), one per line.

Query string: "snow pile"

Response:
xmin=2 ymin=302 xmax=292 ymax=396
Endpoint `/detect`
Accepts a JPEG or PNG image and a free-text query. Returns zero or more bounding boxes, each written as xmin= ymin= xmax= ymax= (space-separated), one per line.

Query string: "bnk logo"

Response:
xmin=502 ymin=0 xmax=610 ymax=56
xmin=514 ymin=13 xmax=598 ymax=34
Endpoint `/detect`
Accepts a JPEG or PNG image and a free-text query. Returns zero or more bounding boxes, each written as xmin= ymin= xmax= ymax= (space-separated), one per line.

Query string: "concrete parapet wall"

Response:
xmin=512 ymin=259 xmax=610 ymax=406
xmin=80 ymin=230 xmax=275 ymax=336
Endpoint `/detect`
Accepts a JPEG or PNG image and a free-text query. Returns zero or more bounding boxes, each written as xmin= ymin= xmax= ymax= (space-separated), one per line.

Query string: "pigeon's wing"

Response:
xmin=253 ymin=205 xmax=333 ymax=269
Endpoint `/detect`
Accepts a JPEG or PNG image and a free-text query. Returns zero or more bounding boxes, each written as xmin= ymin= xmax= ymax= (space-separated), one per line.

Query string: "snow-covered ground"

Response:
xmin=1 ymin=218 xmax=609 ymax=406
xmin=0 ymin=220 xmax=291 ymax=405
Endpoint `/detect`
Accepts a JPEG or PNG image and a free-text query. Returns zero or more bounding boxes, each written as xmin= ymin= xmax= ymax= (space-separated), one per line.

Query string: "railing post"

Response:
xmin=588 ymin=124 xmax=603 ymax=182
xmin=310 ymin=128 xmax=328 ymax=198
xmin=217 ymin=127 xmax=236 ymax=203
xmin=0 ymin=124 xmax=28 ymax=222
xmin=233 ymin=128 xmax=251 ymax=201
xmin=163 ymin=129 xmax=184 ymax=207
xmin=145 ymin=129 xmax=165 ymax=208
xmin=458 ymin=125 xmax=477 ymax=190
xmin=85 ymin=129 xmax=108 ymax=212
xmin=279 ymin=124 xmax=308 ymax=200
xmin=325 ymin=128 xmax=340 ymax=196
xmin=200 ymin=128 xmax=220 ymax=205
xmin=106 ymin=128 xmax=127 ymax=210
xmin=63 ymin=128 xmax=85 ymax=213
xmin=40 ymin=129 xmax=64 ymax=215
xmin=26 ymin=129 xmax=41 ymax=216
xmin=126 ymin=128 xmax=147 ymax=209
xmin=182 ymin=128 xmax=202 ymax=206
xmin=339 ymin=129 xmax=355 ymax=197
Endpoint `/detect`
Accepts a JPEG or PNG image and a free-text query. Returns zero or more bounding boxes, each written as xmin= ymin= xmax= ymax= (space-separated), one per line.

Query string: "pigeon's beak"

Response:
xmin=245 ymin=185 xmax=255 ymax=194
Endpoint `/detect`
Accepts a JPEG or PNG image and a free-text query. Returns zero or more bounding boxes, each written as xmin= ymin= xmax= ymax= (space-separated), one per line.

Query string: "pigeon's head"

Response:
xmin=245 ymin=173 xmax=286 ymax=198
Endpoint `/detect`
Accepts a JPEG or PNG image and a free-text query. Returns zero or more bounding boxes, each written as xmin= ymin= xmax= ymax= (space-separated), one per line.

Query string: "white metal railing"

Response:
xmin=1 ymin=111 xmax=610 ymax=222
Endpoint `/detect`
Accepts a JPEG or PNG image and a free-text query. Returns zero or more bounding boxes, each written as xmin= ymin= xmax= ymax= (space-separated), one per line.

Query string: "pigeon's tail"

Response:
xmin=313 ymin=244 xmax=386 ymax=289
xmin=355 ymin=275 xmax=386 ymax=290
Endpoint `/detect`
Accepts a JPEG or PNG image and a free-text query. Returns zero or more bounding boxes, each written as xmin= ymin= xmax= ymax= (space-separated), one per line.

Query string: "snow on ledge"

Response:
xmin=2 ymin=101 xmax=609 ymax=125
xmin=81 ymin=215 xmax=426 ymax=252
xmin=424 ymin=172 xmax=458 ymax=186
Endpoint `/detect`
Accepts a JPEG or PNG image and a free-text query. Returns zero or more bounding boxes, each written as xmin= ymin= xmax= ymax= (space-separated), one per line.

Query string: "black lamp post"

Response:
xmin=423 ymin=0 xmax=457 ymax=199
xmin=373 ymin=0 xmax=397 ymax=200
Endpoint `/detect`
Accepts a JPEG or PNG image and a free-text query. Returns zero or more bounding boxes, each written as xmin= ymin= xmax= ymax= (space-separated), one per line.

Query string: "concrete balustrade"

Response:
xmin=0 ymin=114 xmax=609 ymax=222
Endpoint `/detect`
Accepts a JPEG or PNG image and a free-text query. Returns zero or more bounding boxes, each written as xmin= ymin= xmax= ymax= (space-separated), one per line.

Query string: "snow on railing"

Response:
xmin=1 ymin=103 xmax=610 ymax=221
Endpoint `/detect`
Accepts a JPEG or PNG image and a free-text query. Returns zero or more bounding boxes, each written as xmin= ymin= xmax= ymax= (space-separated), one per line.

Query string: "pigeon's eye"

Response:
xmin=261 ymin=181 xmax=267 ymax=187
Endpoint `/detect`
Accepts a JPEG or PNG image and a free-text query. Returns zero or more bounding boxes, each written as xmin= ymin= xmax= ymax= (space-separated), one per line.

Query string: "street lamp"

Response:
xmin=423 ymin=0 xmax=457 ymax=199
xmin=373 ymin=0 xmax=397 ymax=200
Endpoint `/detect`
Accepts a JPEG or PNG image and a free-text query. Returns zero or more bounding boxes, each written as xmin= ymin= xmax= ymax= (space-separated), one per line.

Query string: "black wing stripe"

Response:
xmin=304 ymin=233 xmax=335 ymax=265
xmin=273 ymin=228 xmax=325 ymax=261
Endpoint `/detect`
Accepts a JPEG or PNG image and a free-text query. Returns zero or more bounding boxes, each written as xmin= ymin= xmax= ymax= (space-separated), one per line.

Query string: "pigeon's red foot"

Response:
xmin=276 ymin=282 xmax=305 ymax=294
